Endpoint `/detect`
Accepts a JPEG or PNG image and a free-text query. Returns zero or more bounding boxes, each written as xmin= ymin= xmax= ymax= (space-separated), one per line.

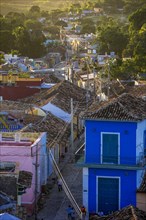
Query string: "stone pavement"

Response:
xmin=37 ymin=162 xmax=83 ymax=220
xmin=27 ymin=135 xmax=88 ymax=220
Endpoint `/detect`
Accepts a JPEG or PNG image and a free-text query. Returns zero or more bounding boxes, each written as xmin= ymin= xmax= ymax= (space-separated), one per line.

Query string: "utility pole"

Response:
xmin=70 ymin=98 xmax=74 ymax=161
xmin=107 ymin=62 xmax=110 ymax=98
xmin=86 ymin=58 xmax=89 ymax=90
xmin=93 ymin=68 xmax=96 ymax=100
xmin=34 ymin=144 xmax=39 ymax=220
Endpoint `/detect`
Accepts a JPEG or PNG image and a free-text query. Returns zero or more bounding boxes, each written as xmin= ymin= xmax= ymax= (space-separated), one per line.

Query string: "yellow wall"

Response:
xmin=0 ymin=73 xmax=41 ymax=83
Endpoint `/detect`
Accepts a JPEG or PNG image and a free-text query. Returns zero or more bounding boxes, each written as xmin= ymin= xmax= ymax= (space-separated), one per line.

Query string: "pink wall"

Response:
xmin=0 ymin=142 xmax=40 ymax=205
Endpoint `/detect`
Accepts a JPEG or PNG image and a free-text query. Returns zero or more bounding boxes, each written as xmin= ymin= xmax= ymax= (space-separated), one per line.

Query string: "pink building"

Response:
xmin=0 ymin=132 xmax=48 ymax=214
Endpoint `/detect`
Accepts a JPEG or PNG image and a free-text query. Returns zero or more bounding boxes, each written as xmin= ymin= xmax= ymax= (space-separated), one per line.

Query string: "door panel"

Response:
xmin=102 ymin=134 xmax=118 ymax=164
xmin=98 ymin=177 xmax=119 ymax=215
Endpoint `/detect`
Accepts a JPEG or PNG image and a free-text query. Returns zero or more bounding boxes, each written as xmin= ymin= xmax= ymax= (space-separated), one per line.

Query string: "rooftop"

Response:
xmin=21 ymin=80 xmax=89 ymax=114
xmin=24 ymin=112 xmax=70 ymax=147
xmin=90 ymin=205 xmax=146 ymax=220
xmin=0 ymin=132 xmax=41 ymax=145
xmin=83 ymin=93 xmax=146 ymax=122
xmin=137 ymin=172 xmax=146 ymax=193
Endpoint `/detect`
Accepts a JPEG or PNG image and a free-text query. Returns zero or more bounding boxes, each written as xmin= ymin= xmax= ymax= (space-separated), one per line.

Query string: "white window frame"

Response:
xmin=101 ymin=132 xmax=120 ymax=164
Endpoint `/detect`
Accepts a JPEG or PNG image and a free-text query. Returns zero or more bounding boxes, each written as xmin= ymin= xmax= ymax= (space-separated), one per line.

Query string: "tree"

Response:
xmin=81 ymin=23 xmax=96 ymax=34
xmin=55 ymin=20 xmax=67 ymax=27
xmin=0 ymin=30 xmax=14 ymax=52
xmin=27 ymin=6 xmax=41 ymax=19
xmin=24 ymin=19 xmax=42 ymax=31
xmin=80 ymin=18 xmax=96 ymax=34
xmin=0 ymin=53 xmax=5 ymax=65
xmin=12 ymin=26 xmax=31 ymax=55
xmin=124 ymin=0 xmax=146 ymax=14
xmin=97 ymin=21 xmax=128 ymax=57
xmin=29 ymin=6 xmax=40 ymax=14
xmin=5 ymin=12 xmax=25 ymax=29
xmin=69 ymin=3 xmax=82 ymax=14
xmin=129 ymin=7 xmax=146 ymax=31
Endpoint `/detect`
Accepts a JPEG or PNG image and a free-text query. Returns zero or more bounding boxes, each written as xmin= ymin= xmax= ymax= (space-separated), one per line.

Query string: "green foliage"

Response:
xmin=29 ymin=6 xmax=41 ymax=14
xmin=0 ymin=53 xmax=5 ymax=65
xmin=69 ymin=3 xmax=82 ymax=14
xmin=129 ymin=7 xmax=146 ymax=31
xmin=0 ymin=30 xmax=15 ymax=52
xmin=55 ymin=20 xmax=67 ymax=27
xmin=97 ymin=20 xmax=128 ymax=57
xmin=10 ymin=49 xmax=20 ymax=56
xmin=80 ymin=17 xmax=96 ymax=34
xmin=24 ymin=19 xmax=42 ymax=30
xmin=18 ymin=72 xmax=30 ymax=78
xmin=124 ymin=0 xmax=146 ymax=14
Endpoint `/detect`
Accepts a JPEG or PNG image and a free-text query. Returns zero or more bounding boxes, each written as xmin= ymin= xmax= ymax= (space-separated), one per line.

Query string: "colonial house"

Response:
xmin=0 ymin=132 xmax=47 ymax=214
xmin=78 ymin=93 xmax=146 ymax=215
xmin=0 ymin=100 xmax=45 ymax=131
xmin=23 ymin=112 xmax=71 ymax=176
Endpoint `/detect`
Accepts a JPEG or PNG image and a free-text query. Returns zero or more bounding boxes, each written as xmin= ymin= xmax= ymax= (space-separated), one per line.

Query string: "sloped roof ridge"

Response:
xmin=83 ymin=94 xmax=123 ymax=117
xmin=131 ymin=205 xmax=138 ymax=220
xmin=84 ymin=93 xmax=145 ymax=120
xmin=117 ymin=94 xmax=141 ymax=120
xmin=137 ymin=172 xmax=146 ymax=192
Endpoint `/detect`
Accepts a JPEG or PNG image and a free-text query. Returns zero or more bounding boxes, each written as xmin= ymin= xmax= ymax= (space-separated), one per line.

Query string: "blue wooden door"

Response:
xmin=102 ymin=133 xmax=119 ymax=164
xmin=98 ymin=177 xmax=119 ymax=215
xmin=144 ymin=130 xmax=146 ymax=157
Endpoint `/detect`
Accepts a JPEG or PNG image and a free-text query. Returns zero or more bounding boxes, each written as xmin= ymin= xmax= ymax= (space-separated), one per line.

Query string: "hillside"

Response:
xmin=0 ymin=0 xmax=75 ymax=15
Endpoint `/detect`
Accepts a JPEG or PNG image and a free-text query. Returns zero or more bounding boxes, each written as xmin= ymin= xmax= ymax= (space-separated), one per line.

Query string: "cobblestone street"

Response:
xmin=27 ymin=136 xmax=85 ymax=220
xmin=37 ymin=163 xmax=82 ymax=220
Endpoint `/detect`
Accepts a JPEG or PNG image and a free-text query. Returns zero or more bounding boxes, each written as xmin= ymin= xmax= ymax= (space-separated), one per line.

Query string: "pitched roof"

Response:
xmin=24 ymin=112 xmax=71 ymax=147
xmin=0 ymin=100 xmax=33 ymax=112
xmin=21 ymin=80 xmax=89 ymax=114
xmin=18 ymin=171 xmax=33 ymax=188
xmin=0 ymin=175 xmax=17 ymax=200
xmin=110 ymin=82 xmax=146 ymax=98
xmin=83 ymin=93 xmax=146 ymax=121
xmin=137 ymin=172 xmax=146 ymax=193
xmin=90 ymin=205 xmax=146 ymax=220
xmin=31 ymin=72 xmax=60 ymax=83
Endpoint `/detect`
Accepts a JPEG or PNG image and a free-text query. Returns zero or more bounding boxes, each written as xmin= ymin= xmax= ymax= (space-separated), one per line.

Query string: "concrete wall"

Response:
xmin=137 ymin=193 xmax=146 ymax=211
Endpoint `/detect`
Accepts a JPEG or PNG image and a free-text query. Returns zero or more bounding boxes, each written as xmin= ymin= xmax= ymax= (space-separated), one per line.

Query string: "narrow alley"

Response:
xmin=38 ymin=163 xmax=82 ymax=220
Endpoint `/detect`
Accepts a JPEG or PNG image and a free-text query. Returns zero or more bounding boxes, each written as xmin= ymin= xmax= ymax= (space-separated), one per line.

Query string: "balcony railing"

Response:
xmin=75 ymin=153 xmax=146 ymax=168
xmin=0 ymin=124 xmax=23 ymax=132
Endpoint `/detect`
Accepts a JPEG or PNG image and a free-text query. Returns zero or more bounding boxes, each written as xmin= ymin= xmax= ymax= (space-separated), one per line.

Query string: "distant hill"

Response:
xmin=0 ymin=0 xmax=77 ymax=15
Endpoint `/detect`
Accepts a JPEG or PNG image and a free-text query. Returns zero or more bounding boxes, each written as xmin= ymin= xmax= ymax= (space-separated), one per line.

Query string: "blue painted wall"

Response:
xmin=85 ymin=120 xmax=137 ymax=165
xmin=40 ymin=132 xmax=48 ymax=185
xmin=88 ymin=168 xmax=137 ymax=213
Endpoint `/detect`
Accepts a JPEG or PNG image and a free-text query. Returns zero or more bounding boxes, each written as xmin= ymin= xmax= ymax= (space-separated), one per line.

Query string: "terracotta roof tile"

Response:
xmin=18 ymin=171 xmax=33 ymax=188
xmin=137 ymin=172 xmax=146 ymax=193
xmin=83 ymin=93 xmax=146 ymax=121
xmin=24 ymin=112 xmax=70 ymax=147
xmin=0 ymin=100 xmax=33 ymax=112
xmin=90 ymin=205 xmax=146 ymax=220
xmin=21 ymin=80 xmax=90 ymax=114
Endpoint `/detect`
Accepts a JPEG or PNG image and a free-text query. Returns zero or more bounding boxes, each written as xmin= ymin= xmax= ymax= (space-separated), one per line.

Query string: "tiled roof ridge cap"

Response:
xmin=85 ymin=93 xmax=143 ymax=118
xmin=84 ymin=95 xmax=122 ymax=117
xmin=118 ymin=93 xmax=146 ymax=119
xmin=118 ymin=100 xmax=139 ymax=119
xmin=130 ymin=205 xmax=138 ymax=220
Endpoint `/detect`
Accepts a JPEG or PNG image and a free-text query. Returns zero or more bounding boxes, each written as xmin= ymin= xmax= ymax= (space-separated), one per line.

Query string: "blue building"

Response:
xmin=78 ymin=93 xmax=146 ymax=215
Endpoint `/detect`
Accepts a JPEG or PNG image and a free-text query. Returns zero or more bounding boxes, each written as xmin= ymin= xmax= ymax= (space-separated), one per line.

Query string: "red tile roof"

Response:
xmin=83 ymin=93 xmax=146 ymax=121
